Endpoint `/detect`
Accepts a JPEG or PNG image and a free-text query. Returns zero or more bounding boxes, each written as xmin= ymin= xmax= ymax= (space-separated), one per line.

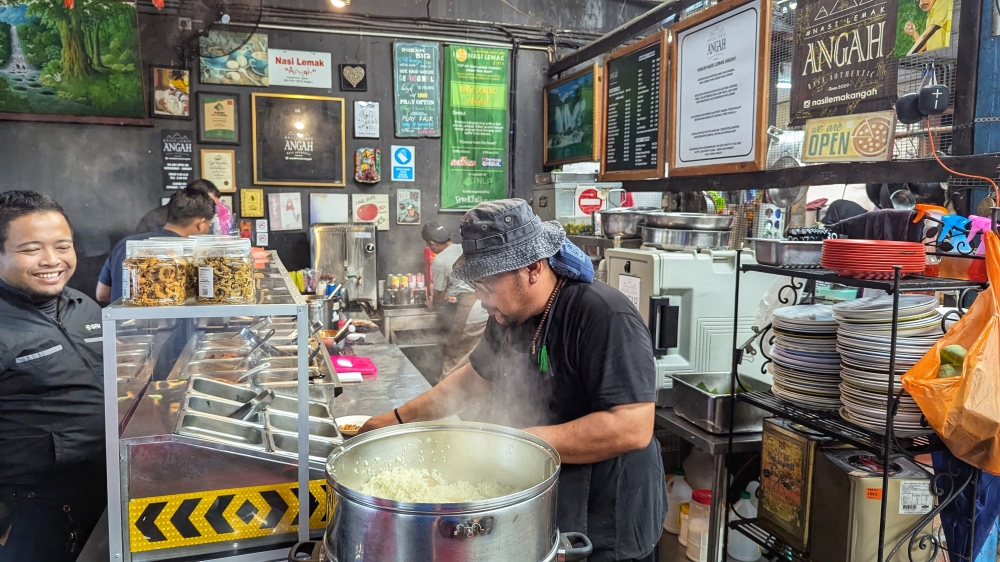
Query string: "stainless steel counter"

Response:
xmin=332 ymin=343 xmax=431 ymax=418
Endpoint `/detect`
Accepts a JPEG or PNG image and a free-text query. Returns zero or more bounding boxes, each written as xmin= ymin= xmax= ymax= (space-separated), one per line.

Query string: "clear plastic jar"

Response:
xmin=194 ymin=238 xmax=254 ymax=304
xmin=686 ymin=489 xmax=712 ymax=562
xmin=122 ymin=240 xmax=187 ymax=306
xmin=150 ymin=237 xmax=195 ymax=299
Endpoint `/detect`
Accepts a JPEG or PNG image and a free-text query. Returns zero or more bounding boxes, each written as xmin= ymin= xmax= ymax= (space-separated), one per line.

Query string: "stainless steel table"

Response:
xmin=655 ymin=408 xmax=763 ymax=562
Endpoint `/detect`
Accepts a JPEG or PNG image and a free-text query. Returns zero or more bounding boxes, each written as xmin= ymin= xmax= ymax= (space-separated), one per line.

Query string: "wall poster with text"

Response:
xmin=789 ymin=0 xmax=898 ymax=125
xmin=393 ymin=42 xmax=441 ymax=137
xmin=440 ymin=45 xmax=509 ymax=211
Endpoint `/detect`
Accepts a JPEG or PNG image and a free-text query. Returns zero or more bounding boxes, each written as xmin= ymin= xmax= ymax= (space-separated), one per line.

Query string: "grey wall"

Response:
xmin=0 ymin=0 xmax=644 ymax=296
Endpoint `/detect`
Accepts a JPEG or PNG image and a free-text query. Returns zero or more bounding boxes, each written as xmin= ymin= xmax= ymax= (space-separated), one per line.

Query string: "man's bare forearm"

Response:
xmin=360 ymin=363 xmax=491 ymax=432
xmin=525 ymin=403 xmax=655 ymax=464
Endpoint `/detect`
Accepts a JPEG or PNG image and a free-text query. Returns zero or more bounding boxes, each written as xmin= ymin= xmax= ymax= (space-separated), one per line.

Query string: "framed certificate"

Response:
xmin=200 ymin=149 xmax=236 ymax=192
xmin=198 ymin=92 xmax=240 ymax=145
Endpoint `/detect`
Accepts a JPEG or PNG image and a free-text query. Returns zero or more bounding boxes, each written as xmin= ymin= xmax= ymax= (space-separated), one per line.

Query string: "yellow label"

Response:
xmin=128 ymin=479 xmax=327 ymax=552
xmin=801 ymin=111 xmax=896 ymax=163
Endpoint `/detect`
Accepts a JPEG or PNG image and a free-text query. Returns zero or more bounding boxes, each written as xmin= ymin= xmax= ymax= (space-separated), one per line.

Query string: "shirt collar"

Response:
xmin=0 ymin=278 xmax=81 ymax=307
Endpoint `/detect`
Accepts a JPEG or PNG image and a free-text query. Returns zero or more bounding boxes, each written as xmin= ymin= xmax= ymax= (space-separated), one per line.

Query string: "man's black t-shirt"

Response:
xmin=469 ymin=279 xmax=667 ymax=561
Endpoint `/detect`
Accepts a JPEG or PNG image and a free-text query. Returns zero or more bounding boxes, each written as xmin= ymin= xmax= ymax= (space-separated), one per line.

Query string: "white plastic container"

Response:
xmin=686 ymin=489 xmax=712 ymax=562
xmin=665 ymin=469 xmax=693 ymax=534
xmin=745 ymin=480 xmax=760 ymax=510
xmin=728 ymin=491 xmax=760 ymax=561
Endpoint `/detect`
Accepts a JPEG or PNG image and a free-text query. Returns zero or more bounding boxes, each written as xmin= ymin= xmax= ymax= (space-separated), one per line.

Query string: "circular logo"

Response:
xmin=455 ymin=48 xmax=468 ymax=62
xmin=852 ymin=116 xmax=892 ymax=158
xmin=394 ymin=147 xmax=412 ymax=165
xmin=577 ymin=188 xmax=602 ymax=214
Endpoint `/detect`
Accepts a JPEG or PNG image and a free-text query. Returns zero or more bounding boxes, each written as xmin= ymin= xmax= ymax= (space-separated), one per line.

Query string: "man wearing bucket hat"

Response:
xmin=362 ymin=199 xmax=666 ymax=561
xmin=421 ymin=222 xmax=489 ymax=381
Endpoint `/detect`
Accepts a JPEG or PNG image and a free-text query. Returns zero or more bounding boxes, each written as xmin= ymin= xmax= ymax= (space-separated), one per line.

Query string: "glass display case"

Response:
xmin=102 ymin=252 xmax=341 ymax=561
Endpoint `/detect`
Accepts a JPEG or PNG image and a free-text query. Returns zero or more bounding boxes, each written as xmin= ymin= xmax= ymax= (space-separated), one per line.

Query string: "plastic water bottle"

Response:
xmin=728 ymin=491 xmax=760 ymax=561
xmin=664 ymin=470 xmax=693 ymax=534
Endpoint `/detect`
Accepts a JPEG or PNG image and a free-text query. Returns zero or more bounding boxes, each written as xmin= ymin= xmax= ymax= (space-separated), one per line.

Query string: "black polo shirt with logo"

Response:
xmin=0 ymin=280 xmax=105 ymax=488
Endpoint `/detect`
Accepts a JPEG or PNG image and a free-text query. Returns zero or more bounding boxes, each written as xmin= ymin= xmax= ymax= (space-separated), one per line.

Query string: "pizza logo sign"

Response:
xmin=802 ymin=112 xmax=895 ymax=163
xmin=852 ymin=116 xmax=892 ymax=158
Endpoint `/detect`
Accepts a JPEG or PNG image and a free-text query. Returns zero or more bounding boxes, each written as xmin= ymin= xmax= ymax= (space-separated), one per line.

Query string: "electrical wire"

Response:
xmin=925 ymin=117 xmax=1000 ymax=204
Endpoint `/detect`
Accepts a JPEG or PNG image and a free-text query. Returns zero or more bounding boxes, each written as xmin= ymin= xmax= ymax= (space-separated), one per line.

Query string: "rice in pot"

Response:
xmin=359 ymin=467 xmax=516 ymax=503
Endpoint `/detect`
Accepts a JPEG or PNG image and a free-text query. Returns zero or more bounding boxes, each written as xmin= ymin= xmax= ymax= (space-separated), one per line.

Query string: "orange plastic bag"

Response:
xmin=902 ymin=230 xmax=1000 ymax=475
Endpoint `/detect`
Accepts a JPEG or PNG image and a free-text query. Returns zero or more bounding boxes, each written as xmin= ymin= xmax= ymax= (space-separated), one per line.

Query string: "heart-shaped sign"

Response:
xmin=343 ymin=66 xmax=365 ymax=87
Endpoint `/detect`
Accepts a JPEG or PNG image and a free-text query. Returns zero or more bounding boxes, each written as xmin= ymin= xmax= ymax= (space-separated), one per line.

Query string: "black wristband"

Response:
xmin=394 ymin=408 xmax=404 ymax=424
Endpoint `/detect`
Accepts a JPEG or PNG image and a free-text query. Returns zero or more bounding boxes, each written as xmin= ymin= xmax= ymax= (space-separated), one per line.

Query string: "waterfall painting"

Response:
xmin=543 ymin=64 xmax=601 ymax=166
xmin=0 ymin=0 xmax=143 ymax=122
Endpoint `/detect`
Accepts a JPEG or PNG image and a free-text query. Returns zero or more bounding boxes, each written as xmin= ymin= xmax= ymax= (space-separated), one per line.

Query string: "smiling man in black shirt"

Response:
xmin=0 ymin=191 xmax=106 ymax=562
xmin=361 ymin=199 xmax=666 ymax=561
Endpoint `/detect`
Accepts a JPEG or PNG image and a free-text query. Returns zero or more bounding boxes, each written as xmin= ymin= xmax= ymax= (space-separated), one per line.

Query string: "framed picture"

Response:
xmin=200 ymin=149 xmax=236 ymax=193
xmin=252 ymin=93 xmax=346 ymax=187
xmin=199 ymin=31 xmax=269 ymax=87
xmin=0 ymin=1 xmax=146 ymax=125
xmin=543 ymin=64 xmax=601 ymax=166
xmin=240 ymin=188 xmax=265 ymax=218
xmin=600 ymin=31 xmax=669 ymax=181
xmin=150 ymin=67 xmax=191 ymax=119
xmin=198 ymin=92 xmax=240 ymax=144
xmin=668 ymin=0 xmax=771 ymax=176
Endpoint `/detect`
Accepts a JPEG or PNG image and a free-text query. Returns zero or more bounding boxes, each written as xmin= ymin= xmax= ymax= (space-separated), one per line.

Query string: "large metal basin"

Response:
xmin=671 ymin=373 xmax=771 ymax=434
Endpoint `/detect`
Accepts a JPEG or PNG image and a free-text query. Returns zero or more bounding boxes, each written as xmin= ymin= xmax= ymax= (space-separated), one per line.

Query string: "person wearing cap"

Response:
xmin=364 ymin=199 xmax=666 ymax=561
xmin=421 ymin=222 xmax=489 ymax=380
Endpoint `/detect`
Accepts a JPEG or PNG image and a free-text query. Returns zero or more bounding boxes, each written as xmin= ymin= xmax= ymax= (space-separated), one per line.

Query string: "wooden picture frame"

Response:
xmin=150 ymin=66 xmax=191 ymax=119
xmin=543 ymin=64 xmax=602 ymax=167
xmin=197 ymin=92 xmax=240 ymax=145
xmin=599 ymin=31 xmax=669 ymax=182
xmin=200 ymin=148 xmax=236 ymax=193
xmin=252 ymin=93 xmax=346 ymax=187
xmin=668 ymin=0 xmax=771 ymax=176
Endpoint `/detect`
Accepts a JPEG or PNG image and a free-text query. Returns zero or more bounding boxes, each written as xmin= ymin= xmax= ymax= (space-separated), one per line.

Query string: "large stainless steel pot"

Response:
xmin=289 ymin=422 xmax=592 ymax=562
xmin=598 ymin=206 xmax=659 ymax=239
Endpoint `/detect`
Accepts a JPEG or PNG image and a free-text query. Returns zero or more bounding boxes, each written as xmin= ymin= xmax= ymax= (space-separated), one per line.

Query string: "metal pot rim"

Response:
xmin=326 ymin=422 xmax=561 ymax=513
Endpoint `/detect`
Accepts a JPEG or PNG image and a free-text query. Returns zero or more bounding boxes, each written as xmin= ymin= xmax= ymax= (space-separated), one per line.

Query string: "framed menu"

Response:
xmin=668 ymin=0 xmax=771 ymax=176
xmin=600 ymin=31 xmax=668 ymax=181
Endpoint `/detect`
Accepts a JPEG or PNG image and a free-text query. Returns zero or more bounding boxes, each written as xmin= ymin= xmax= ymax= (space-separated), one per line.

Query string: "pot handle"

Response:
xmin=287 ymin=540 xmax=324 ymax=562
xmin=558 ymin=532 xmax=593 ymax=562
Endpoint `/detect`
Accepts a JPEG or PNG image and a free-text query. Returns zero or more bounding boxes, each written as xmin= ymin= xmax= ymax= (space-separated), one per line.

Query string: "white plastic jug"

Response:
xmin=745 ymin=481 xmax=760 ymax=510
xmin=727 ymin=491 xmax=760 ymax=561
xmin=665 ymin=470 xmax=693 ymax=534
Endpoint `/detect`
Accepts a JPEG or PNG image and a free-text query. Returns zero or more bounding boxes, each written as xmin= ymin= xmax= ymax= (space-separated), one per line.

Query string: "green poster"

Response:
xmin=440 ymin=45 xmax=509 ymax=211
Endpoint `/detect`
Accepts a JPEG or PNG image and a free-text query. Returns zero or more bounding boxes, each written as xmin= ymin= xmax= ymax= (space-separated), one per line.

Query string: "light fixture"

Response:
xmin=330 ymin=0 xmax=350 ymax=7
xmin=294 ymin=121 xmax=304 ymax=130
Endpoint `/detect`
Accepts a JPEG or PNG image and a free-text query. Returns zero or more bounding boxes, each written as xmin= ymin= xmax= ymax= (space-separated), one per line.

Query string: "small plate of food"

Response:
xmin=336 ymin=415 xmax=372 ymax=437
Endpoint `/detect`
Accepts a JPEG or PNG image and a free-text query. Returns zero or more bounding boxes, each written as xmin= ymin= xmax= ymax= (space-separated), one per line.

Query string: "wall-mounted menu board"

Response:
xmin=600 ymin=31 xmax=668 ymax=181
xmin=668 ymin=0 xmax=771 ymax=176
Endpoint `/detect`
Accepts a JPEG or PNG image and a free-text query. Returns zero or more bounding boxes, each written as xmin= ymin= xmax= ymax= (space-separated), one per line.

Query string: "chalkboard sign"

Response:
xmin=601 ymin=31 xmax=667 ymax=181
xmin=161 ymin=130 xmax=194 ymax=190
xmin=393 ymin=42 xmax=442 ymax=137
xmin=252 ymin=93 xmax=346 ymax=187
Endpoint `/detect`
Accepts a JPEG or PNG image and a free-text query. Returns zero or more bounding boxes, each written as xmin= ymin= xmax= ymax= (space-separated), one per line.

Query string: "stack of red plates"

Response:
xmin=820 ymin=239 xmax=926 ymax=279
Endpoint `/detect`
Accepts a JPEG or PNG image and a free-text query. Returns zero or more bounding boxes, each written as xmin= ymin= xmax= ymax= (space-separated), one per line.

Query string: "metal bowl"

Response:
xmin=598 ymin=207 xmax=659 ymax=239
xmin=641 ymin=212 xmax=735 ymax=231
xmin=641 ymin=227 xmax=731 ymax=250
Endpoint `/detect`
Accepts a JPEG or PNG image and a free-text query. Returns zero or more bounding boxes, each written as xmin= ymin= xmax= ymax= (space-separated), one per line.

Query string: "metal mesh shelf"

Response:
xmin=729 ymin=519 xmax=810 ymax=562
xmin=738 ymin=391 xmax=935 ymax=457
xmin=742 ymin=263 xmax=986 ymax=292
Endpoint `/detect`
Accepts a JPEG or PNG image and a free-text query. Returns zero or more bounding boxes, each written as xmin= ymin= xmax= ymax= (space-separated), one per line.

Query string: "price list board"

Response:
xmin=600 ymin=31 xmax=668 ymax=181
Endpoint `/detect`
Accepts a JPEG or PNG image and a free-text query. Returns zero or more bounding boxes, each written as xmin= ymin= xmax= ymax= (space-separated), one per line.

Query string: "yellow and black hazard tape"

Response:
xmin=128 ymin=479 xmax=329 ymax=552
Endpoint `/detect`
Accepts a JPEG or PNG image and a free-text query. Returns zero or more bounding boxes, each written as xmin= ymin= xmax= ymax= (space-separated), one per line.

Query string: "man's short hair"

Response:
xmin=167 ymin=186 xmax=216 ymax=225
xmin=0 ymin=190 xmax=72 ymax=251
xmin=186 ymin=179 xmax=221 ymax=198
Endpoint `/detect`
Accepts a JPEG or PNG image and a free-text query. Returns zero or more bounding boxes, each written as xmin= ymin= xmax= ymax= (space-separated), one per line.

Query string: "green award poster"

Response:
xmin=440 ymin=46 xmax=509 ymax=211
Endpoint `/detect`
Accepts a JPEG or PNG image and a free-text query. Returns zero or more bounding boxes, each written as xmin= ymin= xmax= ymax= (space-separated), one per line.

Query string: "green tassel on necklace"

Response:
xmin=538 ymin=345 xmax=550 ymax=374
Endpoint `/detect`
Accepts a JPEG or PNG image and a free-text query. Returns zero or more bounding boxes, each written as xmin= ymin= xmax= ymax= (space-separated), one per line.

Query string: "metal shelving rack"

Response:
xmin=724 ymin=260 xmax=987 ymax=562
xmin=101 ymin=252 xmax=312 ymax=562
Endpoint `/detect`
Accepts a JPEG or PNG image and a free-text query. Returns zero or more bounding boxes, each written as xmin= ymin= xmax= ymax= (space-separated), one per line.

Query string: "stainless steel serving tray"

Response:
xmin=174 ymin=411 xmax=268 ymax=450
xmin=641 ymin=212 xmax=734 ymax=231
xmin=267 ymin=431 xmax=340 ymax=462
xmin=265 ymin=411 xmax=342 ymax=442
xmin=671 ymin=373 xmax=771 ymax=434
xmin=269 ymin=394 xmax=333 ymax=419
xmin=641 ymin=227 xmax=731 ymax=250
xmin=749 ymin=238 xmax=823 ymax=268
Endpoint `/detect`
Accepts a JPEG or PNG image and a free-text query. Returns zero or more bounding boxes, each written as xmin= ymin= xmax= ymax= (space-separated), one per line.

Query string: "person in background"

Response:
xmin=422 ymin=222 xmax=489 ymax=381
xmin=0 ymin=191 xmax=105 ymax=562
xmin=134 ymin=179 xmax=220 ymax=234
xmin=96 ymin=186 xmax=215 ymax=304
xmin=367 ymin=201 xmax=665 ymax=561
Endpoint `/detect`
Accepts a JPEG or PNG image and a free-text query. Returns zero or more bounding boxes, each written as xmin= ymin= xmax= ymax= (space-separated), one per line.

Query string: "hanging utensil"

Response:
xmin=237 ymin=362 xmax=272 ymax=384
xmin=233 ymin=328 xmax=276 ymax=370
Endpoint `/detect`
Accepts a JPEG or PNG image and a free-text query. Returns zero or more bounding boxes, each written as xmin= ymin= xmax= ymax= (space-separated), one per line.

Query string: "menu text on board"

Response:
xmin=604 ymin=41 xmax=662 ymax=175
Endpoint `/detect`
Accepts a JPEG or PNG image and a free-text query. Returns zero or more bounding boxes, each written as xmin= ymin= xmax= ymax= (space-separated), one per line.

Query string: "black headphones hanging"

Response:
xmin=896 ymin=64 xmax=950 ymax=125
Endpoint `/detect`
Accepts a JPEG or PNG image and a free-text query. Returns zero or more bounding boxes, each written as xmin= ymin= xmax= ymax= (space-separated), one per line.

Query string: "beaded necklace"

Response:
xmin=531 ymin=276 xmax=566 ymax=374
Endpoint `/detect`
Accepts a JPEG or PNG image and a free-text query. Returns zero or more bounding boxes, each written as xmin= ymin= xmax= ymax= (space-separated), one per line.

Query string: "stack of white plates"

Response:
xmin=770 ymin=305 xmax=842 ymax=411
xmin=833 ymin=295 xmax=941 ymax=437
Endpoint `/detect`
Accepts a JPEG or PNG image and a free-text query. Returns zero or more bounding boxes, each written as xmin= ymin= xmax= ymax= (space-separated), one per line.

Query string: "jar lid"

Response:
xmin=149 ymin=237 xmax=195 ymax=252
xmin=125 ymin=239 xmax=187 ymax=256
xmin=674 ymin=469 xmax=685 ymax=476
xmin=692 ymin=489 xmax=712 ymax=505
